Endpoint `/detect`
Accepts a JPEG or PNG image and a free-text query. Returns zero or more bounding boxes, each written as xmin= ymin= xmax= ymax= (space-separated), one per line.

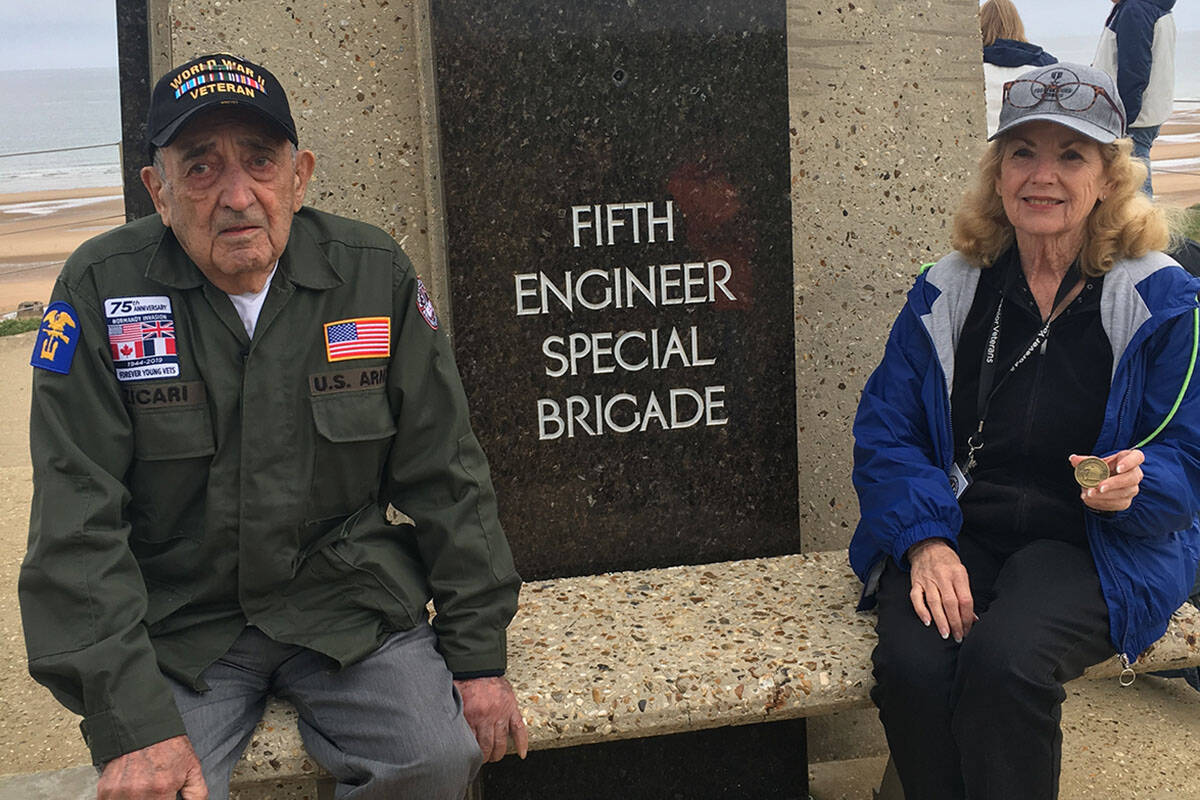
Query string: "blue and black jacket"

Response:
xmin=850 ymin=251 xmax=1200 ymax=664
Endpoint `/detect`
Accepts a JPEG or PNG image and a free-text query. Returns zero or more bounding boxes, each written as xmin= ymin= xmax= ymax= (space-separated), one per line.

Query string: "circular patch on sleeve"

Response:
xmin=416 ymin=278 xmax=439 ymax=330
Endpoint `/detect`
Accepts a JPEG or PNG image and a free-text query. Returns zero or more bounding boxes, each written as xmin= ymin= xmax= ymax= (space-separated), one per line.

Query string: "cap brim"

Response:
xmin=149 ymin=105 xmax=204 ymax=148
xmin=149 ymin=101 xmax=298 ymax=149
xmin=989 ymin=111 xmax=1118 ymax=144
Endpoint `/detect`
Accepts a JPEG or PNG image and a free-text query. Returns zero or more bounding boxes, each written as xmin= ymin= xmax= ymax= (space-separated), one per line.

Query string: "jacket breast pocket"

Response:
xmin=130 ymin=404 xmax=216 ymax=461
xmin=127 ymin=404 xmax=216 ymax=544
xmin=307 ymin=390 xmax=397 ymax=523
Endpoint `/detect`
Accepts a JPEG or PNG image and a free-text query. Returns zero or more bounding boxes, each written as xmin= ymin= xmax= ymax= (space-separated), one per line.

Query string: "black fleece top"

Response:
xmin=950 ymin=246 xmax=1112 ymax=557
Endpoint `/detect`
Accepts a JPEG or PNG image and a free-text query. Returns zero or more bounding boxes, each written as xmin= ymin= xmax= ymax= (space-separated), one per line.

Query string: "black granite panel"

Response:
xmin=115 ymin=0 xmax=155 ymax=220
xmin=432 ymin=1 xmax=796 ymax=580
xmin=480 ymin=720 xmax=808 ymax=799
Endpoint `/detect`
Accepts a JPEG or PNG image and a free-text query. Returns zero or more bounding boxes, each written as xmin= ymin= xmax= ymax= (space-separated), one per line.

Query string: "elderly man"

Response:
xmin=21 ymin=53 xmax=524 ymax=800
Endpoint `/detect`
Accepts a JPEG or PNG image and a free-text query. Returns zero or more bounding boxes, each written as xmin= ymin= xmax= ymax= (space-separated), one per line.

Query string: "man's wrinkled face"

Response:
xmin=141 ymin=108 xmax=314 ymax=293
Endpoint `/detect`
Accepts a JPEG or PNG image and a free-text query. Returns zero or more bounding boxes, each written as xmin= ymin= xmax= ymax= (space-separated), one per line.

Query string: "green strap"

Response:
xmin=1134 ymin=305 xmax=1200 ymax=448
xmin=919 ymin=261 xmax=935 ymax=275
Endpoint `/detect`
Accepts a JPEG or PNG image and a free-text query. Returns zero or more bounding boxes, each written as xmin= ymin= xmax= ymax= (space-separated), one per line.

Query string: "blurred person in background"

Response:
xmin=981 ymin=0 xmax=1057 ymax=137
xmin=1093 ymin=0 xmax=1176 ymax=196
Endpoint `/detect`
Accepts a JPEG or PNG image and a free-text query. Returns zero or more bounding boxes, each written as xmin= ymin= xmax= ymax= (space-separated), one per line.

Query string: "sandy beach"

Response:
xmin=0 ymin=186 xmax=124 ymax=313
xmin=1147 ymin=103 xmax=1200 ymax=209
xmin=2 ymin=108 xmax=1200 ymax=317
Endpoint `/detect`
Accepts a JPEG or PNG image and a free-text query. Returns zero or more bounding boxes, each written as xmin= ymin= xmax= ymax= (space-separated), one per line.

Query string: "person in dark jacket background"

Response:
xmin=980 ymin=0 xmax=1057 ymax=137
xmin=851 ymin=62 xmax=1200 ymax=799
xmin=1094 ymin=0 xmax=1177 ymax=195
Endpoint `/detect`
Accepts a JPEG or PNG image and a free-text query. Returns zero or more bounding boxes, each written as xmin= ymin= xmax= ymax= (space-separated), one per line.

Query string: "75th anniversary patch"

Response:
xmin=105 ymin=296 xmax=181 ymax=382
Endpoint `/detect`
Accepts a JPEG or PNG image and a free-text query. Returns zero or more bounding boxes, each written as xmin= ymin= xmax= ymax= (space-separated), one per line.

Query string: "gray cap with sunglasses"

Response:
xmin=990 ymin=62 xmax=1126 ymax=144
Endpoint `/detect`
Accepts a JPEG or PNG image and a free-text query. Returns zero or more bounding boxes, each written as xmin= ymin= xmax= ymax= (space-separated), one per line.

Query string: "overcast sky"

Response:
xmin=0 ymin=0 xmax=119 ymax=71
xmin=0 ymin=0 xmax=1195 ymax=72
xmin=1020 ymin=1 xmax=1199 ymax=42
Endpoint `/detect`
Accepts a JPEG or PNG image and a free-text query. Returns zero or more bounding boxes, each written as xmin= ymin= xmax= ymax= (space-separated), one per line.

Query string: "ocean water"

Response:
xmin=0 ymin=35 xmax=1196 ymax=197
xmin=0 ymin=67 xmax=122 ymax=194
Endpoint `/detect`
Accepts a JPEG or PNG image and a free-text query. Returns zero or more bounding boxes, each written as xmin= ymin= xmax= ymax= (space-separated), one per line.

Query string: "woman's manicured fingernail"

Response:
xmin=941 ymin=630 xmax=949 ymax=639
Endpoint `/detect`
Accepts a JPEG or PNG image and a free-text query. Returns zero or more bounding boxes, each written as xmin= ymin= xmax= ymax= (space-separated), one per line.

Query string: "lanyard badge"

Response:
xmin=960 ymin=267 xmax=1083 ymax=485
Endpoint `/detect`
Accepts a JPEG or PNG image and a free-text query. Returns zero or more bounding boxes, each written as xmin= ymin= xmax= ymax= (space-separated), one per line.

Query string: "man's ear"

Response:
xmin=140 ymin=165 xmax=172 ymax=227
xmin=293 ymin=150 xmax=316 ymax=212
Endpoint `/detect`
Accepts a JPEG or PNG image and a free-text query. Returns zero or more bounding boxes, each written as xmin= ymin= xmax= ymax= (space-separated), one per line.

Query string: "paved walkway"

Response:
xmin=0 ymin=332 xmax=90 ymax=774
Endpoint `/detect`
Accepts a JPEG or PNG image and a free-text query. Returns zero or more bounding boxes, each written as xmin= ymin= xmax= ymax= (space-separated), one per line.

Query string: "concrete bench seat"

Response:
xmin=4 ymin=550 xmax=1196 ymax=797
xmin=228 ymin=549 xmax=1200 ymax=789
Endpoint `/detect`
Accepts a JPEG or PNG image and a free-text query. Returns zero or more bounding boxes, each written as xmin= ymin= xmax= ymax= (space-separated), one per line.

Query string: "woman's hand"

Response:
xmin=1069 ymin=450 xmax=1144 ymax=512
xmin=905 ymin=538 xmax=974 ymax=642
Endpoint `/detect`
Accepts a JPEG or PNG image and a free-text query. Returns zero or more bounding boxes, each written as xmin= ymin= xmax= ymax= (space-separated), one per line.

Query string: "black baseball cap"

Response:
xmin=147 ymin=54 xmax=298 ymax=152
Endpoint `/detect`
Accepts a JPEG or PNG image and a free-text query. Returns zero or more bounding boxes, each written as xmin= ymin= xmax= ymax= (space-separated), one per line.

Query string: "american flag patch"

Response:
xmin=323 ymin=316 xmax=391 ymax=362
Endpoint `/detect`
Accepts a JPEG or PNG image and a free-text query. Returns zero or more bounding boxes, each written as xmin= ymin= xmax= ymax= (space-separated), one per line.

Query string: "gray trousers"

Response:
xmin=168 ymin=623 xmax=482 ymax=800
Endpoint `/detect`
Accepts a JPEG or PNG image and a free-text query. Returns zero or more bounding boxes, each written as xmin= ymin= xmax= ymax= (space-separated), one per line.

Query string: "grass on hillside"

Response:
xmin=0 ymin=318 xmax=41 ymax=337
xmin=1183 ymin=204 xmax=1200 ymax=242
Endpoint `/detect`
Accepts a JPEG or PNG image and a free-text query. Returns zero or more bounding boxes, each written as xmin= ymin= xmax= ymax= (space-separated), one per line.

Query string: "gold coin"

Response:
xmin=1075 ymin=456 xmax=1110 ymax=489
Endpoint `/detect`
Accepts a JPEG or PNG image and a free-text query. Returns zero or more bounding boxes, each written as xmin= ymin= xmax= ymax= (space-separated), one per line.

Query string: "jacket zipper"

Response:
xmin=1015 ymin=335 xmax=1052 ymax=534
xmin=1098 ymin=372 xmax=1138 ymax=675
xmin=1041 ymin=295 xmax=1145 ymax=674
xmin=1095 ymin=339 xmax=1144 ymax=674
xmin=1042 ymin=298 xmax=1142 ymax=675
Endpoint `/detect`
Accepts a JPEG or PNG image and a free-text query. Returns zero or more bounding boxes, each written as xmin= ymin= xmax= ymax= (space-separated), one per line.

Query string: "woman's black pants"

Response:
xmin=870 ymin=537 xmax=1115 ymax=800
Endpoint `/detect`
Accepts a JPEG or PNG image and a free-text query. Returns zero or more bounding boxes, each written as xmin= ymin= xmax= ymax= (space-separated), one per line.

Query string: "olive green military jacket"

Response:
xmin=20 ymin=208 xmax=520 ymax=764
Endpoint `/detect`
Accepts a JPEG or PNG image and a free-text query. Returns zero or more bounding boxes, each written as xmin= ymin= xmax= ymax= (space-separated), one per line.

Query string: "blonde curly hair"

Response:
xmin=951 ymin=134 xmax=1168 ymax=277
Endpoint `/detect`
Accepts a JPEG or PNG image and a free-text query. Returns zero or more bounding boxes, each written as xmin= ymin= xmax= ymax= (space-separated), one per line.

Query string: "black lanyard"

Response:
xmin=964 ymin=264 xmax=1084 ymax=471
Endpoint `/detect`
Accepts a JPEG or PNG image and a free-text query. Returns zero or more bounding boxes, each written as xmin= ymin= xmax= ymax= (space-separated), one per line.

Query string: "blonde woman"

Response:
xmin=981 ymin=0 xmax=1056 ymax=136
xmin=851 ymin=63 xmax=1200 ymax=799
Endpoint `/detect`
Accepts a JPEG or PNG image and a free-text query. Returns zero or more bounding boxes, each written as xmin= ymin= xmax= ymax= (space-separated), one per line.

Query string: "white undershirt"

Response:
xmin=226 ymin=263 xmax=278 ymax=338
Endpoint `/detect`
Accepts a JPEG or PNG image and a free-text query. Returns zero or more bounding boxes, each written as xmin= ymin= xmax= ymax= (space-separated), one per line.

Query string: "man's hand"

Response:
xmin=454 ymin=676 xmax=528 ymax=763
xmin=1070 ymin=450 xmax=1144 ymax=513
xmin=97 ymin=734 xmax=207 ymax=800
xmin=905 ymin=538 xmax=974 ymax=643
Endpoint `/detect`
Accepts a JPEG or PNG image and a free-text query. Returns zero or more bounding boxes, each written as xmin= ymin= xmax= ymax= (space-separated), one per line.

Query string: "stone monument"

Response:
xmin=432 ymin=0 xmax=799 ymax=582
xmin=431 ymin=2 xmax=804 ymax=796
